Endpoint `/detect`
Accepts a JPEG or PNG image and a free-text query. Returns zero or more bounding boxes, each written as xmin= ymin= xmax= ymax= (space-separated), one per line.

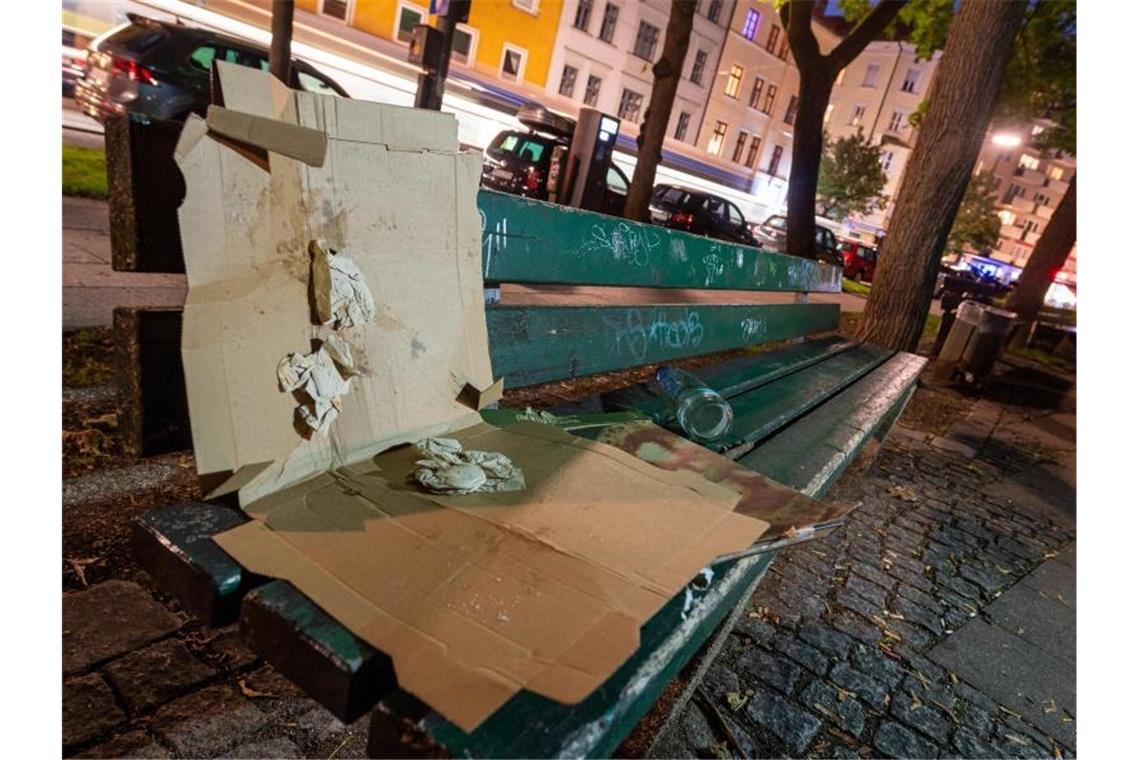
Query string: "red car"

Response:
xmin=839 ymin=240 xmax=879 ymax=283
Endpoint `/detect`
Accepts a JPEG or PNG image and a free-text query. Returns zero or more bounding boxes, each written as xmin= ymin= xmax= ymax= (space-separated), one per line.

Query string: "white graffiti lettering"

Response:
xmin=603 ymin=308 xmax=705 ymax=362
xmin=577 ymin=223 xmax=661 ymax=267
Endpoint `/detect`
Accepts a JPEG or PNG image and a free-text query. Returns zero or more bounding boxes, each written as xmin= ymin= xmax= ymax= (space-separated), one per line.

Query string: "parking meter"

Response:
xmin=559 ymin=107 xmax=620 ymax=212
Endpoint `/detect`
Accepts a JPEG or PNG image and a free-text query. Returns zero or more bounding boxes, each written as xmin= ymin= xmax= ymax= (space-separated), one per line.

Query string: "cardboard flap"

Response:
xmin=206 ymin=105 xmax=328 ymax=166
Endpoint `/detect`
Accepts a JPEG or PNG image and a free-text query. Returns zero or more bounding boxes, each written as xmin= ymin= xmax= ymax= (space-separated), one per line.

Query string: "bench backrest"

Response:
xmin=477 ymin=191 xmax=842 ymax=389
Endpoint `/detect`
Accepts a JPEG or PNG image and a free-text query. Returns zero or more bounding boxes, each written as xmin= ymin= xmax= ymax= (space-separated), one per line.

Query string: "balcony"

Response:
xmin=1012 ymin=166 xmax=1047 ymax=186
xmin=1036 ymin=205 xmax=1055 ymax=222
xmin=1000 ymin=224 xmax=1023 ymax=239
xmin=1023 ymin=231 xmax=1041 ymax=246
xmin=1010 ymin=196 xmax=1037 ymax=213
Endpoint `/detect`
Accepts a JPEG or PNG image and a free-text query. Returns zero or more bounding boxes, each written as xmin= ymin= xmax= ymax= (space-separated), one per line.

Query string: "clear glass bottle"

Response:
xmin=653 ymin=366 xmax=735 ymax=441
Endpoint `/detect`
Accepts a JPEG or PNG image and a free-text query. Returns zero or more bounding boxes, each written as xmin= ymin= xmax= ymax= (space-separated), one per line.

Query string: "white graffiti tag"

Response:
xmin=741 ymin=317 xmax=765 ymax=342
xmin=603 ymin=308 xmax=705 ymax=362
xmin=577 ymin=223 xmax=661 ymax=267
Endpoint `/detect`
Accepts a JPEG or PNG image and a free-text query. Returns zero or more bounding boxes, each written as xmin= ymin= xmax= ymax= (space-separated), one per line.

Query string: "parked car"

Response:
xmin=647 ymin=185 xmax=759 ymax=246
xmin=838 ymin=239 xmax=878 ymax=282
xmin=753 ymin=214 xmax=842 ymax=267
xmin=480 ymin=104 xmax=630 ymax=217
xmin=74 ymin=13 xmax=348 ymax=123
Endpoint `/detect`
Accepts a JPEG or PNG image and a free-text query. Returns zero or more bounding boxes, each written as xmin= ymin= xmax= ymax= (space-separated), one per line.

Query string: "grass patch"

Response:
xmin=922 ymin=313 xmax=942 ymax=341
xmin=1006 ymin=345 xmax=1071 ymax=369
xmin=64 ymin=328 xmax=115 ymax=388
xmin=62 ymin=145 xmax=108 ymax=199
xmin=842 ymin=277 xmax=872 ymax=297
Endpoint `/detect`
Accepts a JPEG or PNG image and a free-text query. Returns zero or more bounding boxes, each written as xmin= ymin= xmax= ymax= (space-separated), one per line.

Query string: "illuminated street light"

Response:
xmin=991 ymin=133 xmax=1022 ymax=147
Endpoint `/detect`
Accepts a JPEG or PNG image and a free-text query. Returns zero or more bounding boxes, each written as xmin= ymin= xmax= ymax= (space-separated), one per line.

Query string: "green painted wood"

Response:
xmin=710 ymin=343 xmax=895 ymax=452
xmin=602 ymin=335 xmax=855 ymax=423
xmin=739 ymin=351 xmax=927 ymax=497
xmin=488 ymin=302 xmax=840 ymax=388
xmin=405 ymin=551 xmax=777 ymax=758
xmin=478 ymin=190 xmax=842 ymax=292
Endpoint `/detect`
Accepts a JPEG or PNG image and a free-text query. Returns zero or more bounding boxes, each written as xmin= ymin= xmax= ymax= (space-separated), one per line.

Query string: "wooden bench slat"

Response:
xmin=488 ymin=302 xmax=840 ymax=388
xmin=739 ymin=352 xmax=927 ymax=496
xmin=479 ymin=190 xmax=842 ymax=293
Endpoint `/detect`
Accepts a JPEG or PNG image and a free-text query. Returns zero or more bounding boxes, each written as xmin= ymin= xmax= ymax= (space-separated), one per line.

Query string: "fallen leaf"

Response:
xmin=238 ymin=679 xmax=276 ymax=699
xmin=65 ymin=556 xmax=104 ymax=587
xmin=726 ymin=692 xmax=748 ymax=712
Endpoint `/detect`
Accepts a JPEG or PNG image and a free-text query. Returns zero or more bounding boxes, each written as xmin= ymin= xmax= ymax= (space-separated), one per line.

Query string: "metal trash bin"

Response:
xmin=932 ymin=300 xmax=1017 ymax=386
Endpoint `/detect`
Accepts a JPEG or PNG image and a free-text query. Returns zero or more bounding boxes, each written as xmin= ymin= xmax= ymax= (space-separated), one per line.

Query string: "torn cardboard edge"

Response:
xmin=205 ymin=104 xmax=328 ymax=167
xmin=456 ymin=378 xmax=505 ymax=411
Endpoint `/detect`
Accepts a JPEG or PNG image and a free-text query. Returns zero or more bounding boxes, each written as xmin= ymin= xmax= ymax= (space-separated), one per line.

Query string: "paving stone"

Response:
xmin=734 ymin=617 xmax=776 ymax=646
xmin=830 ymin=611 xmax=883 ymax=647
xmin=892 ymin=565 xmax=936 ymax=593
xmin=745 ymin=687 xmax=823 ymax=754
xmin=889 ymin=697 xmax=952 ymax=744
xmin=701 ymin=664 xmax=742 ymax=702
xmin=849 ymin=645 xmax=905 ymax=688
xmin=104 ymin=638 xmax=216 ymax=713
xmin=63 ymin=581 xmax=182 ymax=674
xmin=771 ymin=631 xmax=830 ymax=675
xmin=996 ymin=729 xmax=1053 ymax=759
xmin=76 ymin=730 xmax=171 ymax=758
xmin=829 ymin=662 xmax=890 ymax=709
xmin=846 ymin=573 xmax=890 ymax=608
xmin=207 ymin=627 xmax=261 ymax=672
xmin=63 ymin=674 xmax=126 ymax=748
xmin=891 ymin=595 xmax=944 ymax=636
xmin=835 ymin=587 xmax=884 ymax=621
xmin=959 ymin=562 xmax=1009 ymax=595
xmin=873 ymin=720 xmax=940 ymax=759
xmin=153 ymin=684 xmax=270 ymax=757
xmin=802 ymin=679 xmax=866 ymax=739
xmin=886 ymin=619 xmax=933 ymax=649
xmin=799 ymin=622 xmax=855 ymax=659
xmin=222 ymin=737 xmax=304 ymax=758
xmin=956 ymin=698 xmax=993 ymax=736
xmin=739 ymin=650 xmax=804 ymax=695
xmin=949 ymin=728 xmax=1000 ymax=759
xmin=895 ymin=582 xmax=944 ymax=615
xmin=936 ymin=573 xmax=986 ymax=603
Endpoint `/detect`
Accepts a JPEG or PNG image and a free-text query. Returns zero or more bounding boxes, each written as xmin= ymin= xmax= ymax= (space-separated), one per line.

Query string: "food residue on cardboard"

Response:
xmin=413 ymin=437 xmax=525 ymax=494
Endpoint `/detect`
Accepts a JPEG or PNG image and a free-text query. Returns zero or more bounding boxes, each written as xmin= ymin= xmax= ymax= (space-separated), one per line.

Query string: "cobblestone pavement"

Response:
xmin=651 ymin=395 xmax=1076 ymax=759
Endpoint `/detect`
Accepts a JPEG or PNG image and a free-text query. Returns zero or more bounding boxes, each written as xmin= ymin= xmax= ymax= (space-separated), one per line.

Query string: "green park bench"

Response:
xmin=108 ymin=114 xmax=926 ymax=757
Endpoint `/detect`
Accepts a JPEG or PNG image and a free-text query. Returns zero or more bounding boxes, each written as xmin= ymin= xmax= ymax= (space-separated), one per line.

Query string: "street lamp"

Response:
xmin=991 ymin=133 xmax=1022 ymax=148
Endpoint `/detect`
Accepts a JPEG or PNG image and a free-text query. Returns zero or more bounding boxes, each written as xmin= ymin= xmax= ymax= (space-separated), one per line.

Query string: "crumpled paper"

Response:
xmin=412 ymin=437 xmax=526 ymax=495
xmin=277 ymin=337 xmax=357 ymax=434
xmin=310 ymin=239 xmax=376 ymax=328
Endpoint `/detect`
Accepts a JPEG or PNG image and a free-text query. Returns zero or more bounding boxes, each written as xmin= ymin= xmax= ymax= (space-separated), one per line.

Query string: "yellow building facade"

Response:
xmin=297 ymin=0 xmax=560 ymax=90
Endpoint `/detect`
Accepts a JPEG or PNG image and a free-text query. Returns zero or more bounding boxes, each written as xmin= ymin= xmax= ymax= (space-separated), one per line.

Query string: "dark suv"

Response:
xmin=481 ymin=105 xmax=630 ymax=217
xmin=75 ymin=13 xmax=348 ymax=123
xmin=647 ymin=185 xmax=759 ymax=246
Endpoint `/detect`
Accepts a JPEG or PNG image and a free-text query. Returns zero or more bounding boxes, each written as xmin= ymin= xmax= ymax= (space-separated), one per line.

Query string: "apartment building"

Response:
xmin=545 ymin=1 xmax=730 ymax=150
xmin=696 ymin=1 xmax=798 ymax=218
xmin=975 ymin=125 xmax=1077 ymax=286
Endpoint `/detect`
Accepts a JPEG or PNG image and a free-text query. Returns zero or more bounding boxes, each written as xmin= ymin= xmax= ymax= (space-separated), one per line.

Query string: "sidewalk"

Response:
xmin=644 ymin=368 xmax=1076 ymax=759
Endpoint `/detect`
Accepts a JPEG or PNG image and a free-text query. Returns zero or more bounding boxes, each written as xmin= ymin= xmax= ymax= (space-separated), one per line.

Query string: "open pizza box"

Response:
xmin=176 ymin=63 xmax=843 ymax=732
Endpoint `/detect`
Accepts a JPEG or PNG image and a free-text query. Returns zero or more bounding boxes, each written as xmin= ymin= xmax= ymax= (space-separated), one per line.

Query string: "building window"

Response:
xmin=691 ymin=49 xmax=708 ymax=85
xmin=558 ymin=65 xmax=578 ymax=97
xmin=633 ymin=21 xmax=660 ymax=61
xmin=765 ymin=25 xmax=780 ymax=54
xmin=321 ymin=0 xmax=351 ymax=21
xmin=998 ymin=209 xmax=1017 ymax=226
xmin=742 ymin=9 xmax=760 ymax=40
xmin=1035 ymin=193 xmax=1051 ymax=206
xmin=599 ymin=3 xmax=619 ymax=43
xmin=777 ymin=36 xmax=789 ymax=60
xmin=849 ymin=104 xmax=866 ymax=126
xmin=749 ymin=77 xmax=765 ymax=109
xmin=618 ymin=88 xmax=643 ymax=122
xmin=500 ymin=44 xmax=526 ymax=82
xmin=1048 ymin=165 xmax=1065 ymax=182
xmin=767 ymin=144 xmax=784 ymax=176
xmin=901 ymin=67 xmax=920 ymax=93
xmin=732 ymin=131 xmax=748 ymax=163
xmin=881 ymin=150 xmax=894 ymax=173
xmin=675 ymin=111 xmax=691 ymax=142
xmin=762 ymin=83 xmax=777 ymax=114
xmin=725 ymin=64 xmax=743 ymax=98
xmin=708 ymin=121 xmax=728 ymax=156
xmin=451 ymin=26 xmax=477 ymax=65
xmin=395 ymin=3 xmax=424 ymax=41
xmin=784 ymin=95 xmax=798 ymax=125
xmin=1018 ymin=154 xmax=1041 ymax=171
xmin=584 ymin=74 xmax=602 ymax=106
xmin=708 ymin=0 xmax=724 ymax=24
xmin=746 ymin=135 xmax=762 ymax=167
xmin=573 ymin=0 xmax=593 ymax=31
xmin=862 ymin=63 xmax=881 ymax=88
xmin=887 ymin=110 xmax=905 ymax=133
xmin=824 ymin=103 xmax=834 ymax=123
xmin=511 ymin=0 xmax=539 ymax=14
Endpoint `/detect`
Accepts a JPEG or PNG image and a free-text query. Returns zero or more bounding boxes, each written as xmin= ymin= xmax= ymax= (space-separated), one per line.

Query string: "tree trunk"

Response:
xmin=858 ymin=0 xmax=1027 ymax=351
xmin=624 ymin=1 xmax=697 ymax=222
xmin=1007 ymin=176 xmax=1076 ymax=347
xmin=785 ymin=70 xmax=834 ymax=259
xmin=269 ymin=0 xmax=295 ymax=84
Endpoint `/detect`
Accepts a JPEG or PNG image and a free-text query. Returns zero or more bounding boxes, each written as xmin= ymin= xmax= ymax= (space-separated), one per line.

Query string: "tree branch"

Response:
xmin=828 ymin=0 xmax=907 ymax=70
xmin=783 ymin=0 xmax=822 ymax=68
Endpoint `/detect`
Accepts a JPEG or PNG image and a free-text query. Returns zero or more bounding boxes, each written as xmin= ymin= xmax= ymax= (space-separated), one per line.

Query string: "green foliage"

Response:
xmin=948 ymin=171 xmax=1002 ymax=252
xmin=62 ymin=146 xmax=108 ymax=199
xmin=995 ymin=0 xmax=1076 ymax=154
xmin=842 ymin=278 xmax=872 ymax=297
xmin=896 ymin=0 xmax=954 ymax=60
xmin=816 ymin=129 xmax=887 ymax=220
